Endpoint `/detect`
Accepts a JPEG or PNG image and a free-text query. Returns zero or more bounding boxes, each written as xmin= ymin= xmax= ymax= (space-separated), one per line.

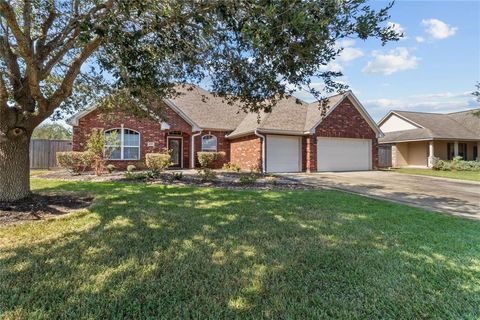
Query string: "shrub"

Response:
xmin=197 ymin=168 xmax=216 ymax=181
xmin=432 ymin=159 xmax=480 ymax=171
xmin=146 ymin=153 xmax=171 ymax=172
xmin=197 ymin=151 xmax=225 ymax=168
xmin=124 ymin=171 xmax=147 ymax=180
xmin=86 ymin=129 xmax=118 ymax=176
xmin=222 ymin=162 xmax=241 ymax=172
xmin=239 ymin=172 xmax=258 ymax=184
xmin=172 ymin=171 xmax=183 ymax=180
xmin=106 ymin=164 xmax=116 ymax=173
xmin=127 ymin=165 xmax=136 ymax=172
xmin=56 ymin=151 xmax=93 ymax=175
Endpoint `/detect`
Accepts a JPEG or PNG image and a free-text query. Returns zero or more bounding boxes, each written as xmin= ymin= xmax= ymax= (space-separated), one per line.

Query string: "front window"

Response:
xmin=201 ymin=134 xmax=217 ymax=151
xmin=105 ymin=128 xmax=140 ymax=160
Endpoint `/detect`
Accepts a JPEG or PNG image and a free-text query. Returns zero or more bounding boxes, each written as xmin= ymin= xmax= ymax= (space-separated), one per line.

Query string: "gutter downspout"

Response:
xmin=191 ymin=130 xmax=202 ymax=169
xmin=254 ymin=130 xmax=266 ymax=173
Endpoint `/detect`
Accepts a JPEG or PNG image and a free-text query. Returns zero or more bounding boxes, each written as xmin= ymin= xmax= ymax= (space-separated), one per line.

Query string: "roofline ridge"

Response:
xmin=447 ymin=108 xmax=480 ymax=114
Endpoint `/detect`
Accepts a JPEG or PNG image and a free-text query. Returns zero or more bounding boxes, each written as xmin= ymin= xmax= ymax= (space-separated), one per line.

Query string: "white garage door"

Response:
xmin=266 ymin=135 xmax=301 ymax=172
xmin=317 ymin=137 xmax=371 ymax=172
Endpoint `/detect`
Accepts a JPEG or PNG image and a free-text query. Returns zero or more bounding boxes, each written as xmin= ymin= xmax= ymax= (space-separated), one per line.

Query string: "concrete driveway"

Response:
xmin=280 ymin=171 xmax=480 ymax=220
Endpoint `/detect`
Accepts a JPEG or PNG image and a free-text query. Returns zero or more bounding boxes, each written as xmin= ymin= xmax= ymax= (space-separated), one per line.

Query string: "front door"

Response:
xmin=168 ymin=138 xmax=182 ymax=168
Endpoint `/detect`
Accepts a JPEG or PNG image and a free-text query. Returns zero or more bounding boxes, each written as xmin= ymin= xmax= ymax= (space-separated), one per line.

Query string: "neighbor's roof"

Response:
xmin=379 ymin=109 xmax=480 ymax=143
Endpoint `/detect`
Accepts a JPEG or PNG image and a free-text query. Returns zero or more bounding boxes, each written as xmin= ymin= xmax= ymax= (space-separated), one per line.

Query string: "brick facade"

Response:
xmin=72 ymin=96 xmax=378 ymax=172
xmin=193 ymin=131 xmax=231 ymax=168
xmin=229 ymin=135 xmax=262 ymax=171
xmin=310 ymin=97 xmax=379 ymax=170
xmin=72 ymin=103 xmax=193 ymax=170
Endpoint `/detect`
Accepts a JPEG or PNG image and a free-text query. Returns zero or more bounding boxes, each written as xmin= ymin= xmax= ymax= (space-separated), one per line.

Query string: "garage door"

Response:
xmin=317 ymin=137 xmax=371 ymax=171
xmin=266 ymin=135 xmax=301 ymax=172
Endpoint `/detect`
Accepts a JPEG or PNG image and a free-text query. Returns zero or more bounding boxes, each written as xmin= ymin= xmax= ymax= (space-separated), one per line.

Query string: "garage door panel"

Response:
xmin=266 ymin=135 xmax=301 ymax=172
xmin=317 ymin=138 xmax=371 ymax=171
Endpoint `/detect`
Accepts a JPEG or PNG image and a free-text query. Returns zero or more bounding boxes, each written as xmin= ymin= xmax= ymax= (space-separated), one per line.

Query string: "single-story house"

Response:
xmin=68 ymin=85 xmax=382 ymax=173
xmin=378 ymin=110 xmax=480 ymax=168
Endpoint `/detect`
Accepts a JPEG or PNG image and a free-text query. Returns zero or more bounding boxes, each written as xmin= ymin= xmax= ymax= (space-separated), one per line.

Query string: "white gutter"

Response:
xmin=254 ymin=130 xmax=266 ymax=173
xmin=190 ymin=130 xmax=202 ymax=168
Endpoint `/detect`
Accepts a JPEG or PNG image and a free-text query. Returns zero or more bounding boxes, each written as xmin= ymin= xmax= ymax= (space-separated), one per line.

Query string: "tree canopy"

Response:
xmin=32 ymin=123 xmax=71 ymax=140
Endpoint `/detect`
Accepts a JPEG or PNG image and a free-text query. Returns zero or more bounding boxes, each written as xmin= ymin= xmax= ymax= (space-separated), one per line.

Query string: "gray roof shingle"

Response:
xmin=379 ymin=109 xmax=480 ymax=143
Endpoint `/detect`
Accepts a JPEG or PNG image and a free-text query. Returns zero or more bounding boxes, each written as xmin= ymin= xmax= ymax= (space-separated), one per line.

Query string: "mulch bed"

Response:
xmin=0 ymin=193 xmax=93 ymax=226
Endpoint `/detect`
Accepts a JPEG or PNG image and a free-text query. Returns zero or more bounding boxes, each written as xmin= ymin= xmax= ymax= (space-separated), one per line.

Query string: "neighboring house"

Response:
xmin=68 ymin=85 xmax=381 ymax=173
xmin=378 ymin=110 xmax=480 ymax=168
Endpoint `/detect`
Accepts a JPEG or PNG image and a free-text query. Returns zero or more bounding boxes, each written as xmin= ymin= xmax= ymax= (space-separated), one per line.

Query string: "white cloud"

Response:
xmin=387 ymin=22 xmax=406 ymax=39
xmin=337 ymin=39 xmax=364 ymax=62
xmin=362 ymin=47 xmax=419 ymax=75
xmin=415 ymin=36 xmax=425 ymax=43
xmin=364 ymin=91 xmax=480 ymax=121
xmin=318 ymin=61 xmax=343 ymax=73
xmin=421 ymin=18 xmax=457 ymax=39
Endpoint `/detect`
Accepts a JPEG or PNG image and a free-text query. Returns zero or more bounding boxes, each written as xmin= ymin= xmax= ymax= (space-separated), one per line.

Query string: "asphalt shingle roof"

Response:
xmin=379 ymin=109 xmax=480 ymax=143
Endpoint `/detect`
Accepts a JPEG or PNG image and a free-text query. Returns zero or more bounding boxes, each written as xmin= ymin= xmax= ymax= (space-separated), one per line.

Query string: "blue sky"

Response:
xmin=292 ymin=0 xmax=480 ymax=121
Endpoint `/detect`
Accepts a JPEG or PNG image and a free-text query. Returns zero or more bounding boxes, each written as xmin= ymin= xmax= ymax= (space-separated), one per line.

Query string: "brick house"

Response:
xmin=68 ymin=85 xmax=382 ymax=172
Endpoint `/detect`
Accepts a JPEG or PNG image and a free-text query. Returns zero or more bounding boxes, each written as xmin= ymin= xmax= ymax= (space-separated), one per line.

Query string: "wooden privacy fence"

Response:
xmin=30 ymin=139 xmax=72 ymax=169
xmin=378 ymin=145 xmax=392 ymax=168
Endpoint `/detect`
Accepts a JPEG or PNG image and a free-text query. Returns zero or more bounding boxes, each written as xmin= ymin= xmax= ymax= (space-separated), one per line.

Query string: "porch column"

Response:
xmin=454 ymin=141 xmax=459 ymax=157
xmin=427 ymin=140 xmax=435 ymax=168
xmin=477 ymin=141 xmax=480 ymax=161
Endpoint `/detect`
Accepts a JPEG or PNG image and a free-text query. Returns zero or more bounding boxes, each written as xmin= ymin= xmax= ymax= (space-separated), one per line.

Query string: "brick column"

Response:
xmin=303 ymin=135 xmax=317 ymax=172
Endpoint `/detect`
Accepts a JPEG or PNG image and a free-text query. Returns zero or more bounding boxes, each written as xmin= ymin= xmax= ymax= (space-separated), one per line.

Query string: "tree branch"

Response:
xmin=47 ymin=36 xmax=102 ymax=112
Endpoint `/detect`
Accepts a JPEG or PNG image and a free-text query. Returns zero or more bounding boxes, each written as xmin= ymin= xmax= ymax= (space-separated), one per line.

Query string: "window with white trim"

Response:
xmin=105 ymin=128 xmax=140 ymax=160
xmin=201 ymin=134 xmax=217 ymax=151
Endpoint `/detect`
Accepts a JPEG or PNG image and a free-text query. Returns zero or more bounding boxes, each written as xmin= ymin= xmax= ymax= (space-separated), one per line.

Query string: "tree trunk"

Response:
xmin=0 ymin=134 xmax=31 ymax=202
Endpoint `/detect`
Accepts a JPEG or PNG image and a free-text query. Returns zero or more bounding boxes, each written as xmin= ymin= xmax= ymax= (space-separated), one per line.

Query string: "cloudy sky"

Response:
xmin=292 ymin=0 xmax=480 ymax=121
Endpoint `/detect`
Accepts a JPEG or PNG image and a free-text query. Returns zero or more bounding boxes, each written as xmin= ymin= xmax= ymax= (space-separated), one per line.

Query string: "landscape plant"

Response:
xmin=56 ymin=151 xmax=93 ymax=175
xmin=85 ymin=129 xmax=118 ymax=176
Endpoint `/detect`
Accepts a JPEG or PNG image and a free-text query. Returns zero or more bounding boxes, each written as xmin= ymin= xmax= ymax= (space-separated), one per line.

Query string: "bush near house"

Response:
xmin=433 ymin=157 xmax=480 ymax=171
xmin=56 ymin=151 xmax=93 ymax=174
xmin=222 ymin=162 xmax=241 ymax=172
xmin=145 ymin=153 xmax=172 ymax=172
xmin=197 ymin=151 xmax=226 ymax=168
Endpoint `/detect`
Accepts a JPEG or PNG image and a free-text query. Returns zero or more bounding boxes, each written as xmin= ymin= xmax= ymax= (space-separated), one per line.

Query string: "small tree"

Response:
xmin=85 ymin=129 xmax=117 ymax=176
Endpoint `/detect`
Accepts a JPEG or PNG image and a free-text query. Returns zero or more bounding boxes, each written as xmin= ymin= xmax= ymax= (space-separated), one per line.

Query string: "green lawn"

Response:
xmin=1 ymin=179 xmax=479 ymax=319
xmin=390 ymin=168 xmax=480 ymax=182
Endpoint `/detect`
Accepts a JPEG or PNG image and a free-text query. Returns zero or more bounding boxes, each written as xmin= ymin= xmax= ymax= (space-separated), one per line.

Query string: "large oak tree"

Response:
xmin=0 ymin=0 xmax=399 ymax=201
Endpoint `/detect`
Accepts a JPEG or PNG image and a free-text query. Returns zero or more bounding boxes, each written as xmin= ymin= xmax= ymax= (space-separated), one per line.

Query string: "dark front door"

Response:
xmin=168 ymin=138 xmax=182 ymax=168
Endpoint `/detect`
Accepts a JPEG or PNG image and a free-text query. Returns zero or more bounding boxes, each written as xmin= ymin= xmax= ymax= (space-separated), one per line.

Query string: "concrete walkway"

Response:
xmin=280 ymin=171 xmax=480 ymax=220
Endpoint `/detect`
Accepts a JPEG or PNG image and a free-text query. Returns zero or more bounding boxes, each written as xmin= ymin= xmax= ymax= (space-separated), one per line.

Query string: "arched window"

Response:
xmin=201 ymin=134 xmax=217 ymax=151
xmin=105 ymin=128 xmax=140 ymax=160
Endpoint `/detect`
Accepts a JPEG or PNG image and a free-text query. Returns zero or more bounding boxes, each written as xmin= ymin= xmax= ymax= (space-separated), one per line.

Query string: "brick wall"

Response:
xmin=310 ymin=97 xmax=379 ymax=170
xmin=229 ymin=134 xmax=262 ymax=171
xmin=193 ymin=131 xmax=231 ymax=168
xmin=72 ymin=103 xmax=193 ymax=169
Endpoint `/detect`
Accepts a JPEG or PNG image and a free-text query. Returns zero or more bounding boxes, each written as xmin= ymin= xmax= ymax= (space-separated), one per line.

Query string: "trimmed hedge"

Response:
xmin=433 ymin=158 xmax=480 ymax=171
xmin=56 ymin=151 xmax=93 ymax=174
xmin=146 ymin=153 xmax=172 ymax=171
xmin=197 ymin=151 xmax=225 ymax=168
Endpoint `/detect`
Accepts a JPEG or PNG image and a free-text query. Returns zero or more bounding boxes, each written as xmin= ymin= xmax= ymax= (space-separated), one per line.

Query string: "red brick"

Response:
xmin=304 ymin=97 xmax=379 ymax=171
xmin=229 ymin=135 xmax=262 ymax=171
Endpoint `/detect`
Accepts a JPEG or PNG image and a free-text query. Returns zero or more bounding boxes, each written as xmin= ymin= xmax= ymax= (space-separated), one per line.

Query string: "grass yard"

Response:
xmin=1 ymin=179 xmax=479 ymax=319
xmin=390 ymin=168 xmax=480 ymax=182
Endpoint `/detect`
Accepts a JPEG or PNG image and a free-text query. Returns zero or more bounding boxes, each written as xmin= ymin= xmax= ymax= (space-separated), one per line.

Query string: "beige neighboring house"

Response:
xmin=378 ymin=109 xmax=480 ymax=168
